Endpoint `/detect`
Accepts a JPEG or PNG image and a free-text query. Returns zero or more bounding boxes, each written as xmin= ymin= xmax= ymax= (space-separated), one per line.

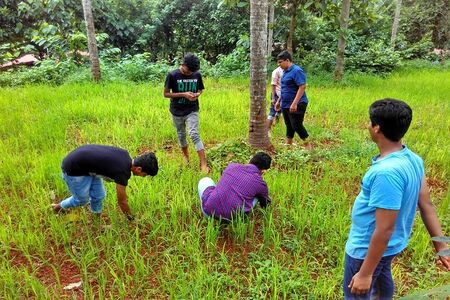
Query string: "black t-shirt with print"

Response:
xmin=164 ymin=69 xmax=205 ymax=116
xmin=62 ymin=144 xmax=132 ymax=186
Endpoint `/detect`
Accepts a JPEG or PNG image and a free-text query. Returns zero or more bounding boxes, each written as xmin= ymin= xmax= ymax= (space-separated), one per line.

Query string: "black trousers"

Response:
xmin=281 ymin=102 xmax=309 ymax=140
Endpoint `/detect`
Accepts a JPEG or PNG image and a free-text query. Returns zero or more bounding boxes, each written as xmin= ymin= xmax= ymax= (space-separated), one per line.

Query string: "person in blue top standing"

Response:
xmin=274 ymin=50 xmax=311 ymax=149
xmin=344 ymin=99 xmax=450 ymax=299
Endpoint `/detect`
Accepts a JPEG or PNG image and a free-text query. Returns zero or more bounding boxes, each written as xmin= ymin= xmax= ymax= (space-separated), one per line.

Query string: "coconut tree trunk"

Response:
xmin=390 ymin=0 xmax=402 ymax=47
xmin=267 ymin=2 xmax=275 ymax=57
xmin=82 ymin=0 xmax=100 ymax=82
xmin=334 ymin=0 xmax=351 ymax=81
xmin=287 ymin=2 xmax=299 ymax=54
xmin=249 ymin=0 xmax=271 ymax=149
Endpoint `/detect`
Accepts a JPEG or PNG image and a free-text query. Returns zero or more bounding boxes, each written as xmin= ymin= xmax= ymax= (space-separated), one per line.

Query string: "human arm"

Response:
xmin=289 ymin=84 xmax=306 ymax=113
xmin=275 ymin=97 xmax=281 ymax=111
xmin=417 ymin=176 xmax=450 ymax=270
xmin=192 ymin=89 xmax=203 ymax=101
xmin=116 ymin=184 xmax=134 ymax=221
xmin=258 ymin=195 xmax=272 ymax=208
xmin=163 ymin=88 xmax=195 ymax=101
xmin=255 ymin=180 xmax=271 ymax=208
xmin=271 ymin=85 xmax=277 ymax=104
xmin=349 ymin=208 xmax=398 ymax=295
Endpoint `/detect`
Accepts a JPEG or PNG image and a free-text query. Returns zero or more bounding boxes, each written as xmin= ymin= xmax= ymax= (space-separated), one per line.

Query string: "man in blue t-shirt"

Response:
xmin=274 ymin=50 xmax=311 ymax=149
xmin=343 ymin=99 xmax=450 ymax=299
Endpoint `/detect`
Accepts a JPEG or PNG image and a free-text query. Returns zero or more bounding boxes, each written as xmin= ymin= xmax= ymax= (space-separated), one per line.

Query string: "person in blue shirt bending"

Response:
xmin=274 ymin=50 xmax=311 ymax=149
xmin=344 ymin=99 xmax=450 ymax=299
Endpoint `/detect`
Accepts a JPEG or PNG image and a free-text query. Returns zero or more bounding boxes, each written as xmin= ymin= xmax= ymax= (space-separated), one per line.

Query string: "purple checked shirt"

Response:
xmin=201 ymin=163 xmax=269 ymax=219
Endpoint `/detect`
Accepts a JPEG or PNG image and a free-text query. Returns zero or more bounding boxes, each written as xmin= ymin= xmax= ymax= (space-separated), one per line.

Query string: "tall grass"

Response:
xmin=0 ymin=69 xmax=449 ymax=299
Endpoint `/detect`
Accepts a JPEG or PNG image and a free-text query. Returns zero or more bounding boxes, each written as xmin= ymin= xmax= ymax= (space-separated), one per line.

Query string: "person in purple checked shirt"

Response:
xmin=197 ymin=152 xmax=272 ymax=221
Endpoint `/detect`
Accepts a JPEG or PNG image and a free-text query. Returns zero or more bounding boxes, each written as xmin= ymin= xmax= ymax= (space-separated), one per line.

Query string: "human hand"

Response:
xmin=289 ymin=103 xmax=297 ymax=113
xmin=434 ymin=242 xmax=450 ymax=270
xmin=274 ymin=101 xmax=281 ymax=111
xmin=271 ymin=96 xmax=276 ymax=104
xmin=348 ymin=272 xmax=372 ymax=295
xmin=184 ymin=92 xmax=196 ymax=101
xmin=438 ymin=255 xmax=450 ymax=270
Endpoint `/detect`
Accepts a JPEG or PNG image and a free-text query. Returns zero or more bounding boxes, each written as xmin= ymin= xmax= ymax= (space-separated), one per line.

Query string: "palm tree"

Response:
xmin=286 ymin=0 xmax=301 ymax=54
xmin=334 ymin=0 xmax=351 ymax=81
xmin=390 ymin=0 xmax=402 ymax=47
xmin=249 ymin=0 xmax=271 ymax=149
xmin=267 ymin=1 xmax=275 ymax=56
xmin=82 ymin=0 xmax=100 ymax=81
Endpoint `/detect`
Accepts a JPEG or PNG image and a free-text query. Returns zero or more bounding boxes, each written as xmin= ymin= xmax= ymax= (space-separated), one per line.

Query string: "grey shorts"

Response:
xmin=171 ymin=111 xmax=204 ymax=151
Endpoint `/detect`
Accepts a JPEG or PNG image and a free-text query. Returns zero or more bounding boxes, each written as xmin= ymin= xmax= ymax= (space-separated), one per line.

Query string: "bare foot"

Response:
xmin=201 ymin=164 xmax=211 ymax=174
xmin=51 ymin=203 xmax=63 ymax=213
xmin=303 ymin=142 xmax=313 ymax=150
xmin=182 ymin=155 xmax=190 ymax=166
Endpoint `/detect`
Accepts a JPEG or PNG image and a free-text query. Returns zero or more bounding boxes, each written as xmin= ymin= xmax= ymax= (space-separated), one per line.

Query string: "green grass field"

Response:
xmin=0 ymin=68 xmax=449 ymax=299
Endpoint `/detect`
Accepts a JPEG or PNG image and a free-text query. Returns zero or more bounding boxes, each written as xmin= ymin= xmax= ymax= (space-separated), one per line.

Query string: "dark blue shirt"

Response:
xmin=164 ymin=69 xmax=205 ymax=117
xmin=62 ymin=145 xmax=132 ymax=186
xmin=280 ymin=64 xmax=308 ymax=109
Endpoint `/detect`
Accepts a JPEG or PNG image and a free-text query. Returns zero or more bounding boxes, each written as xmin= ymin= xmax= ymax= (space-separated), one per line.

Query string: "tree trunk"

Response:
xmin=334 ymin=0 xmax=351 ymax=81
xmin=390 ymin=0 xmax=402 ymax=47
xmin=82 ymin=0 xmax=101 ymax=82
xmin=431 ymin=0 xmax=450 ymax=52
xmin=267 ymin=2 xmax=275 ymax=57
xmin=287 ymin=2 xmax=299 ymax=54
xmin=249 ymin=0 xmax=271 ymax=149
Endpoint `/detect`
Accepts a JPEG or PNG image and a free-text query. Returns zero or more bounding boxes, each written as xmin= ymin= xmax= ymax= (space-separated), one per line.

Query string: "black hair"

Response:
xmin=249 ymin=152 xmax=272 ymax=170
xmin=369 ymin=98 xmax=412 ymax=142
xmin=133 ymin=152 xmax=158 ymax=176
xmin=277 ymin=50 xmax=292 ymax=62
xmin=183 ymin=53 xmax=200 ymax=72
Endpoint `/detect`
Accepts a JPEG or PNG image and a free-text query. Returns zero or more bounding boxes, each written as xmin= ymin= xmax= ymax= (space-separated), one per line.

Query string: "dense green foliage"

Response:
xmin=1 ymin=0 xmax=448 ymax=80
xmin=0 ymin=69 xmax=449 ymax=298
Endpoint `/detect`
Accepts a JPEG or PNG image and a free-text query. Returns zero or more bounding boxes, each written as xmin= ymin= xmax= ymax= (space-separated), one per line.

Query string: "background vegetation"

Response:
xmin=1 ymin=0 xmax=449 ymax=86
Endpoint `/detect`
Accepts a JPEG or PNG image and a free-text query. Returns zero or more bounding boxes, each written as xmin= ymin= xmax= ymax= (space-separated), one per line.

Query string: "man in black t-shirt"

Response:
xmin=51 ymin=144 xmax=158 ymax=220
xmin=164 ymin=53 xmax=209 ymax=173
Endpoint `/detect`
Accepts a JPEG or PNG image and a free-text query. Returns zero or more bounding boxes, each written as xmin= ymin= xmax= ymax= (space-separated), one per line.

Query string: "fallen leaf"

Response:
xmin=63 ymin=281 xmax=82 ymax=290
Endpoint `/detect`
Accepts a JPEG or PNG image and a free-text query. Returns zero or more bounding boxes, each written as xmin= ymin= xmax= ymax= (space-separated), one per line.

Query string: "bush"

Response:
xmin=0 ymin=59 xmax=76 ymax=86
xmin=0 ymin=54 xmax=174 ymax=86
xmin=111 ymin=53 xmax=171 ymax=82
xmin=397 ymin=33 xmax=435 ymax=60
xmin=302 ymin=46 xmax=336 ymax=73
xmin=346 ymin=41 xmax=401 ymax=74
xmin=211 ymin=35 xmax=250 ymax=77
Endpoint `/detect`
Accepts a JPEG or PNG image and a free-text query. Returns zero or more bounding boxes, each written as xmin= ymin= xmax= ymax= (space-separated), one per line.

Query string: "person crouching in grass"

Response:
xmin=343 ymin=99 xmax=450 ymax=299
xmin=197 ymin=152 xmax=272 ymax=222
xmin=52 ymin=144 xmax=158 ymax=221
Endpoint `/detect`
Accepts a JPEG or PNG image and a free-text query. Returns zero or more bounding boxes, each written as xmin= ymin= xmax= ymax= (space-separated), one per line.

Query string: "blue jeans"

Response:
xmin=198 ymin=177 xmax=216 ymax=217
xmin=343 ymin=253 xmax=396 ymax=300
xmin=60 ymin=173 xmax=106 ymax=213
xmin=198 ymin=177 xmax=258 ymax=220
xmin=268 ymin=95 xmax=281 ymax=120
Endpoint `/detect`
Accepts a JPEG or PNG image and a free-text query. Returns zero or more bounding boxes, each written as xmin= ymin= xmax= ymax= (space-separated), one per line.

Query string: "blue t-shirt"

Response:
xmin=280 ymin=64 xmax=308 ymax=109
xmin=345 ymin=146 xmax=424 ymax=259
